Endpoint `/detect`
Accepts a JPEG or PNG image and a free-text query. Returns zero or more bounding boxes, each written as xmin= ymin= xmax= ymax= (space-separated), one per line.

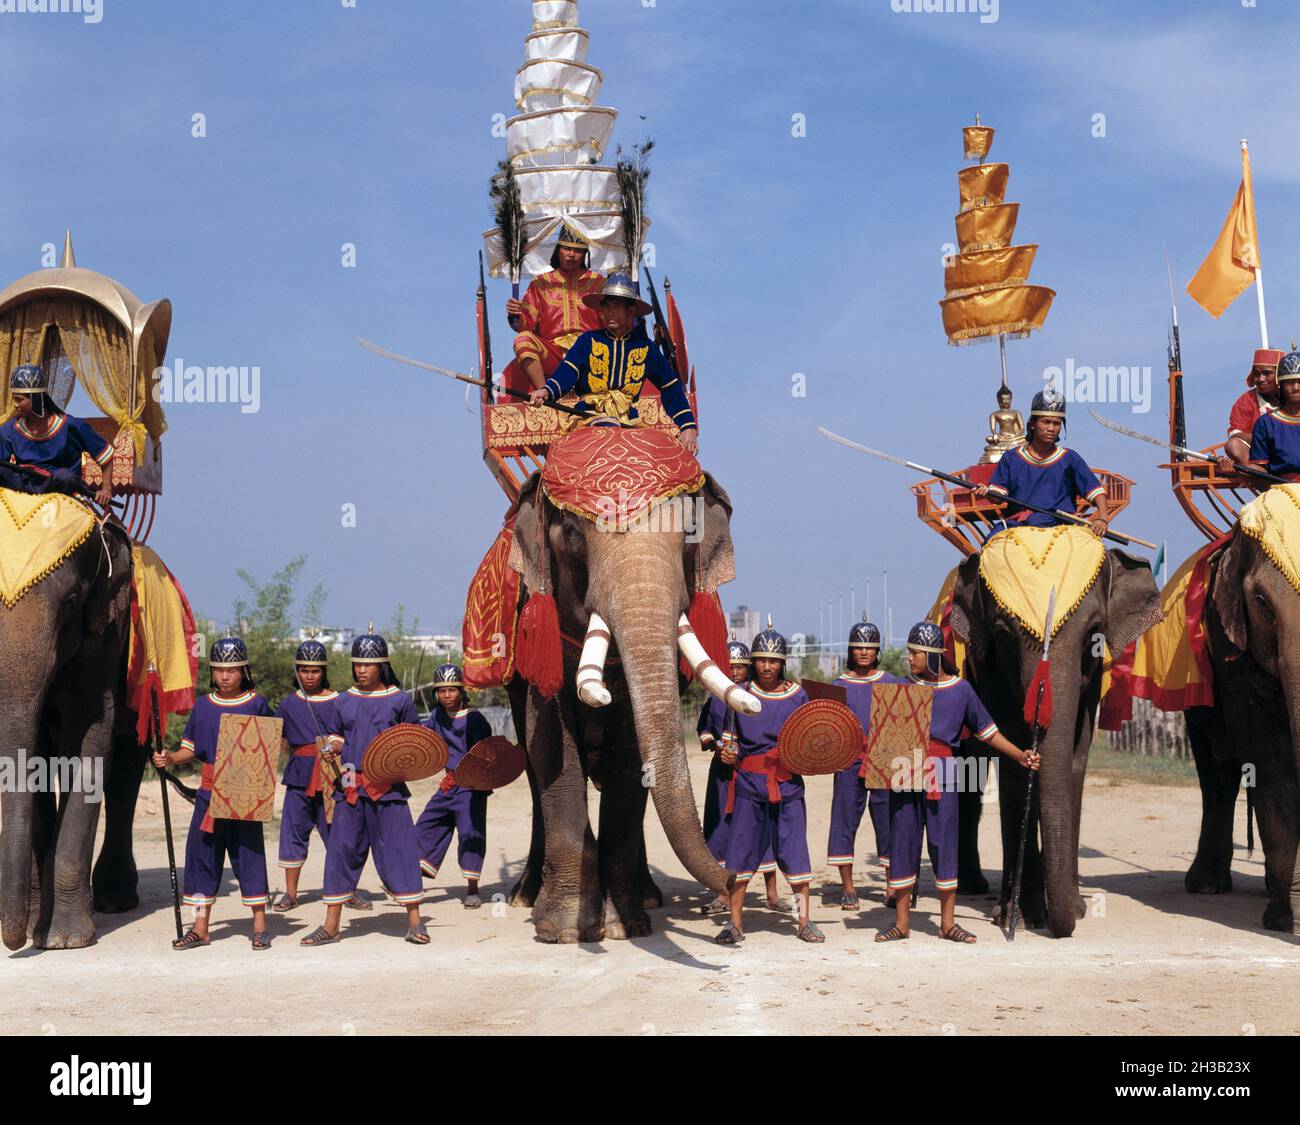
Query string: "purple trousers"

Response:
xmin=702 ymin=755 xmax=776 ymax=873
xmin=182 ymin=790 xmax=269 ymax=907
xmin=415 ymin=785 xmax=488 ymax=882
xmin=321 ymin=792 xmax=423 ymax=905
xmin=278 ymin=786 xmax=329 ymax=868
xmin=724 ymin=792 xmax=813 ymax=885
xmin=826 ymin=764 xmax=890 ymax=873
xmin=886 ymin=757 xmax=959 ymax=893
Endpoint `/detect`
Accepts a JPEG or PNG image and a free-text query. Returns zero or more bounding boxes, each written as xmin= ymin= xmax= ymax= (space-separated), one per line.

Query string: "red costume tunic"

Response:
xmin=1228 ymin=388 xmax=1277 ymax=443
xmin=512 ymin=267 xmax=605 ymax=375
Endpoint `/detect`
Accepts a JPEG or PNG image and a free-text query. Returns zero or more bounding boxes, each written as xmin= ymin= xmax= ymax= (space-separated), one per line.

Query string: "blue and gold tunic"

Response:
xmin=544 ymin=325 xmax=697 ymax=431
xmin=987 ymin=444 xmax=1105 ymax=528
xmin=1249 ymin=409 xmax=1300 ymax=476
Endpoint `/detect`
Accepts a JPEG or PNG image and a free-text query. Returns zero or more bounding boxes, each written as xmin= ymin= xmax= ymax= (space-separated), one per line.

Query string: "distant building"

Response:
xmin=729 ymin=604 xmax=761 ymax=646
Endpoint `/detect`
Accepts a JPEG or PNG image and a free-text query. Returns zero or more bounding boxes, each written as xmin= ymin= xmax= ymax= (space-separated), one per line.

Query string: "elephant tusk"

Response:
xmin=577 ymin=612 xmax=613 ymax=708
xmin=676 ymin=616 xmax=762 ymax=714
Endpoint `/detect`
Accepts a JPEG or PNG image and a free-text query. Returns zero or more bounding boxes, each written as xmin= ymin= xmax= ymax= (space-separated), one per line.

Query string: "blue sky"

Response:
xmin=3 ymin=0 xmax=1300 ymax=645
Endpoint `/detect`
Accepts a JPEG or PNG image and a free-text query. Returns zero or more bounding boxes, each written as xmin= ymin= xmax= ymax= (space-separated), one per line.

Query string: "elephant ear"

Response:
xmin=948 ymin=552 xmax=986 ymax=662
xmin=1209 ymin=533 xmax=1248 ymax=652
xmin=1101 ymin=548 xmax=1163 ymax=656
xmin=507 ymin=472 xmax=548 ymax=595
xmin=692 ymin=473 xmax=735 ymax=592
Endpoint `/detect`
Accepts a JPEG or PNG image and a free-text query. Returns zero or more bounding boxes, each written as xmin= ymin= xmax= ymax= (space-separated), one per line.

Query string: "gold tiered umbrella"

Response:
xmin=939 ymin=119 xmax=1055 ymax=378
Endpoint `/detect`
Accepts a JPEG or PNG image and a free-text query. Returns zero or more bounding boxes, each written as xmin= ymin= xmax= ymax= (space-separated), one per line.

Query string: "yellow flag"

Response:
xmin=1187 ymin=145 xmax=1260 ymax=318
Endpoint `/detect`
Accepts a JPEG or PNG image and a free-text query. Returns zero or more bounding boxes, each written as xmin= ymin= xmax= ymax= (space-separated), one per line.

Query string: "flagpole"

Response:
xmin=1243 ymin=139 xmax=1269 ymax=348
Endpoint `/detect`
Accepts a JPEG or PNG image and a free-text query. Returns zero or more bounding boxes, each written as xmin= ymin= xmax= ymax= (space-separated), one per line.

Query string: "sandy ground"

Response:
xmin=2 ymin=747 xmax=1298 ymax=1037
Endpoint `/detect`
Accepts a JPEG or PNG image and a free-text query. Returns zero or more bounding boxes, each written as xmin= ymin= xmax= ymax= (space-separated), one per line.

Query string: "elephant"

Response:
xmin=1182 ymin=527 xmax=1300 ymax=932
xmin=950 ymin=547 xmax=1161 ymax=937
xmin=0 ymin=516 xmax=141 ymax=950
xmin=502 ymin=469 xmax=740 ymax=943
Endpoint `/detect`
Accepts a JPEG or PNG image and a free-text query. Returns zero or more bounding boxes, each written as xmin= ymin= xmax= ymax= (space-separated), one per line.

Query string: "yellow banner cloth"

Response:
xmin=0 ymin=489 xmax=95 ymax=608
xmin=129 ymin=544 xmax=196 ymax=697
xmin=977 ymin=525 xmax=1105 ymax=642
xmin=1130 ymin=544 xmax=1217 ymax=711
xmin=1239 ymin=483 xmax=1300 ymax=593
xmin=1187 ymin=144 xmax=1260 ymax=319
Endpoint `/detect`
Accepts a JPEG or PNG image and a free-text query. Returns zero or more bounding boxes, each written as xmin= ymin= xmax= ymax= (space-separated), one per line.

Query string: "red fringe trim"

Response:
xmin=1023 ymin=659 xmax=1053 ymax=730
xmin=682 ymin=590 xmax=729 ymax=680
xmin=515 ymin=592 xmax=564 ymax=700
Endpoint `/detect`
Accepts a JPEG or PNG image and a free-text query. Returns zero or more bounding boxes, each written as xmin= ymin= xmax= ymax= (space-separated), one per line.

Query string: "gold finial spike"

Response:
xmin=61 ymin=228 xmax=76 ymax=269
xmin=975 ymin=112 xmax=981 ymax=126
xmin=861 ymin=611 xmax=868 ymax=623
xmin=307 ymin=626 xmax=318 ymax=640
xmin=766 ymin=613 xmax=773 ymax=630
xmin=729 ymin=629 xmax=736 ymax=641
xmin=367 ymin=619 xmax=375 ymax=634
xmin=1292 ymin=338 xmax=1297 ymax=352
xmin=225 ymin=625 xmax=233 ymax=638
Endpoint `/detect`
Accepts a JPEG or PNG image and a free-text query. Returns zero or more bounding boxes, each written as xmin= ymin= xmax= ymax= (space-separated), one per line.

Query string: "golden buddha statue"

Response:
xmin=980 ymin=384 xmax=1025 ymax=463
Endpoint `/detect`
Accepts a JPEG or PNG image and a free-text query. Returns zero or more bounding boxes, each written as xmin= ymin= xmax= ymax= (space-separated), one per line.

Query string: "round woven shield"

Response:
xmin=455 ymin=736 xmax=527 ymax=792
xmin=362 ymin=724 xmax=448 ymax=785
xmin=777 ymin=699 xmax=865 ymax=776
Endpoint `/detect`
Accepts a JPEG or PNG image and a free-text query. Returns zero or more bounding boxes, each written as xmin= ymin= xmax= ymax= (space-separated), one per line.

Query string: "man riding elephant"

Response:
xmin=506 ymin=224 xmax=604 ymax=391
xmin=0 ymin=364 xmax=115 ymax=506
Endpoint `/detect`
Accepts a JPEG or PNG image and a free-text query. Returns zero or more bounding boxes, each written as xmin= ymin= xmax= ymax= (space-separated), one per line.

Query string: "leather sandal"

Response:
xmin=272 ymin=893 xmax=297 ymax=913
xmin=405 ymin=922 xmax=430 ymax=945
xmin=344 ymin=892 xmax=372 ymax=911
xmin=796 ymin=920 xmax=826 ymax=944
xmin=765 ymin=896 xmax=794 ymax=913
xmin=875 ymin=924 xmax=910 ymax=943
xmin=941 ymin=923 xmax=977 ymax=944
xmin=699 ymin=895 xmax=729 ymax=916
xmin=251 ymin=929 xmax=272 ymax=951
xmin=171 ymin=927 xmax=210 ymax=951
xmin=840 ymin=892 xmax=859 ymax=911
xmin=714 ymin=922 xmax=744 ymax=945
xmin=299 ymin=925 xmax=341 ymax=946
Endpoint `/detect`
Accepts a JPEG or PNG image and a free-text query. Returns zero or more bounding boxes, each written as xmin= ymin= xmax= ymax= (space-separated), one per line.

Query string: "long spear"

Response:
xmin=817 ymin=427 xmax=1158 ymax=550
xmin=356 ymin=336 xmax=595 ymax=421
xmin=146 ymin=659 xmax=183 ymax=942
xmin=1007 ymin=588 xmax=1055 ymax=942
xmin=1087 ymin=408 xmax=1288 ymax=486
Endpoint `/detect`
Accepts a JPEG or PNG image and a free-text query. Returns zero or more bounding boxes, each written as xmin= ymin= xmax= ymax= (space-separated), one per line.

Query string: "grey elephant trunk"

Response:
xmin=1036 ymin=669 xmax=1084 ymax=938
xmin=1275 ymin=641 xmax=1300 ymax=928
xmin=601 ymin=579 xmax=735 ymax=897
xmin=0 ymin=711 xmax=39 ymax=950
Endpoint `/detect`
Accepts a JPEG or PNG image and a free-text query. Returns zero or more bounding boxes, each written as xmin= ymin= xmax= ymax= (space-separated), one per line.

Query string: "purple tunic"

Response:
xmin=910 ymin=673 xmax=999 ymax=754
xmin=0 ymin=412 xmax=113 ymax=473
xmin=424 ymin=705 xmax=494 ymax=779
xmin=987 ymin=445 xmax=1105 ymax=529
xmin=336 ymin=685 xmax=420 ymax=802
xmin=415 ymin=705 xmax=494 ymax=881
xmin=179 ymin=691 xmax=273 ymax=907
xmin=827 ymin=670 xmax=901 ymax=868
xmin=1249 ymin=409 xmax=1300 ymax=476
xmin=731 ymin=682 xmax=809 ymax=803
xmin=277 ymin=690 xmax=344 ymax=789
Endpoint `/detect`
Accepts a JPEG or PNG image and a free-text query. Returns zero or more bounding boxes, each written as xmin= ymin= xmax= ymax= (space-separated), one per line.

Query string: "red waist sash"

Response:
xmin=726 ymin=749 xmax=792 ymax=813
xmin=439 ymin=769 xmax=458 ymax=794
xmin=292 ymin=743 xmax=327 ymax=798
xmin=199 ymin=764 xmax=216 ymax=832
xmin=343 ymin=770 xmax=392 ymax=806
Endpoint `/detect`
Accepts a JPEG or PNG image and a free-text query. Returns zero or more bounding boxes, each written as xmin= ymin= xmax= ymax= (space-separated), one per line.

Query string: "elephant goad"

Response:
xmin=1174 ymin=499 xmax=1300 ymax=933
xmin=501 ymin=428 xmax=741 ymax=943
xmin=951 ymin=531 xmax=1161 ymax=937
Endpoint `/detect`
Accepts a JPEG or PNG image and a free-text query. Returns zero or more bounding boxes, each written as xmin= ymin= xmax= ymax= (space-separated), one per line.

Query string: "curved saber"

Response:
xmin=356 ymin=336 xmax=590 ymax=419
xmin=1087 ymin=408 xmax=1288 ymax=486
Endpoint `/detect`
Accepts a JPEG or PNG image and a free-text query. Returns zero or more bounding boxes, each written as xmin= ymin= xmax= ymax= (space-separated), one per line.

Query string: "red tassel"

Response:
xmin=1024 ymin=659 xmax=1053 ymax=729
xmin=687 ymin=590 xmax=730 ymax=676
xmin=515 ymin=592 xmax=564 ymax=700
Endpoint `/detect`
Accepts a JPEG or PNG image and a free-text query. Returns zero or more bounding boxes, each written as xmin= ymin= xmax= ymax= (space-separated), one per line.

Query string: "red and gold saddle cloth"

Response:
xmin=540 ymin=427 xmax=704 ymax=525
xmin=463 ymin=518 xmax=521 ymax=689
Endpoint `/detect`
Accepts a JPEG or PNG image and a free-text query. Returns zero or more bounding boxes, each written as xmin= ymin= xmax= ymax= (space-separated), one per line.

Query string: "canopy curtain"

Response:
xmin=0 ymin=298 xmax=164 ymax=463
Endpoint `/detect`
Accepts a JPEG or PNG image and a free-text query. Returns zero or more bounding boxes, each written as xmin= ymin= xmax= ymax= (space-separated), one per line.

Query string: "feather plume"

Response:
xmin=615 ymin=139 xmax=654 ymax=281
xmin=489 ymin=159 xmax=527 ymax=285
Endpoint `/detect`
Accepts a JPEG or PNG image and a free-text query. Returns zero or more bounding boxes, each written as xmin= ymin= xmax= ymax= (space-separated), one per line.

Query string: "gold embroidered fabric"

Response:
xmin=1239 ymin=484 xmax=1300 ymax=593
xmin=978 ymin=525 xmax=1105 ymax=642
xmin=0 ymin=489 xmax=96 ymax=608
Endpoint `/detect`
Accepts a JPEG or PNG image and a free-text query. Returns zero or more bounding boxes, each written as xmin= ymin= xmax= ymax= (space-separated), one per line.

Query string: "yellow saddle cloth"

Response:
xmin=978 ymin=524 xmax=1105 ymax=642
xmin=1239 ymin=484 xmax=1300 ymax=593
xmin=0 ymin=489 xmax=96 ymax=608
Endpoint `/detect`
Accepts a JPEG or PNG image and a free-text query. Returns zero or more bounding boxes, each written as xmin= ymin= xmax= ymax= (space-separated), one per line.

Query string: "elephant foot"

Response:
xmin=32 ymin=911 xmax=97 ymax=950
xmin=92 ymin=858 xmax=139 ymax=914
xmin=1262 ymin=900 xmax=1295 ymax=933
xmin=531 ymin=891 xmax=604 ymax=944
xmin=602 ymin=897 xmax=652 ymax=940
xmin=958 ymin=870 xmax=989 ymax=895
xmin=1184 ymin=861 xmax=1232 ymax=895
xmin=509 ymin=882 xmax=538 ymax=909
